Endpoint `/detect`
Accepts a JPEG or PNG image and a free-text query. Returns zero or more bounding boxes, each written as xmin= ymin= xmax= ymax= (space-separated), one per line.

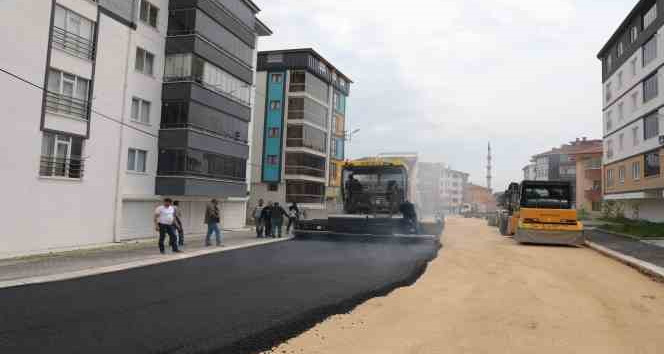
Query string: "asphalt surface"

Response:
xmin=587 ymin=229 xmax=664 ymax=267
xmin=0 ymin=236 xmax=439 ymax=354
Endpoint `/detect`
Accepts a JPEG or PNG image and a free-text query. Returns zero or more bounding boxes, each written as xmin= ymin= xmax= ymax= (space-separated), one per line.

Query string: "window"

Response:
xmin=40 ymin=132 xmax=84 ymax=178
xmin=643 ymin=36 xmax=657 ymax=66
xmin=645 ymin=150 xmax=660 ymax=177
xmin=158 ymin=149 xmax=246 ymax=181
xmin=606 ymin=139 xmax=614 ymax=159
xmin=618 ymin=71 xmax=624 ymax=88
xmin=271 ymin=73 xmax=283 ymax=83
xmin=285 ymin=152 xmax=326 ymax=178
xmin=631 ymin=57 xmax=638 ymax=76
xmin=644 ymin=4 xmax=658 ymax=29
xmin=605 ymin=111 xmax=613 ymax=131
xmin=135 ymin=47 xmax=155 ymax=75
xmin=266 ymin=155 xmax=279 ymax=165
xmin=269 ymin=100 xmax=281 ymax=110
xmin=633 ymin=161 xmax=641 ymax=180
xmin=606 ymin=169 xmax=614 ymax=187
xmin=618 ymin=166 xmax=625 ymax=184
xmin=618 ymin=102 xmax=624 ymax=121
xmin=631 ymin=91 xmax=639 ymax=112
xmin=52 ymin=5 xmax=95 ymax=60
xmin=644 ymin=112 xmax=659 ymax=140
xmin=288 ymin=97 xmax=329 ymax=128
xmin=268 ymin=184 xmax=278 ymax=192
xmin=592 ymin=201 xmax=602 ymax=212
xmin=619 ymin=133 xmax=624 ymax=151
xmin=267 ymin=54 xmax=283 ymax=63
xmin=131 ymin=97 xmax=151 ymax=124
xmin=46 ymin=68 xmax=90 ymax=119
xmin=139 ymin=0 xmax=159 ymax=28
xmin=633 ymin=126 xmax=640 ymax=146
xmin=618 ymin=42 xmax=624 ymax=57
xmin=289 ymin=70 xmax=329 ymax=103
xmin=286 ymin=124 xmax=327 ymax=153
xmin=267 ymin=127 xmax=280 ymax=138
xmin=631 ymin=26 xmax=639 ymax=43
xmin=643 ymin=72 xmax=658 ymax=102
xmin=607 ymin=55 xmax=613 ymax=71
xmin=127 ymin=148 xmax=147 ymax=172
xmin=605 ymin=82 xmax=612 ymax=102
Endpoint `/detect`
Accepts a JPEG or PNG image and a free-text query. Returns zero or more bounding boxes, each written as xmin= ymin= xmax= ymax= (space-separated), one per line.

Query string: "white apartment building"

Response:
xmin=522 ymin=163 xmax=537 ymax=180
xmin=0 ymin=0 xmax=269 ymax=257
xmin=599 ymin=0 xmax=664 ymax=221
xmin=440 ymin=167 xmax=469 ymax=214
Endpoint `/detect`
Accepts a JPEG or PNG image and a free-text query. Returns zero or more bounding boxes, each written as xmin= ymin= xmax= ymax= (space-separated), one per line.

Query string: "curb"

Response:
xmin=585 ymin=240 xmax=664 ymax=283
xmin=0 ymin=237 xmax=293 ymax=290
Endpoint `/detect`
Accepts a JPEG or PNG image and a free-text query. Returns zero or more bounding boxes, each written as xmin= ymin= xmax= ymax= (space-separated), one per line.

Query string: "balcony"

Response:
xmin=285 ymin=165 xmax=325 ymax=178
xmin=45 ymin=91 xmax=89 ymax=120
xmin=51 ymin=26 xmax=95 ymax=60
xmin=584 ymin=188 xmax=602 ymax=202
xmin=39 ymin=155 xmax=84 ymax=179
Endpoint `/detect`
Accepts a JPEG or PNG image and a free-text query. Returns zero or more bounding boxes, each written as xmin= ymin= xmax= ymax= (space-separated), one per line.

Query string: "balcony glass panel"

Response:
xmin=287 ymin=97 xmax=328 ymax=128
xmin=286 ymin=124 xmax=327 ymax=153
xmin=158 ymin=148 xmax=246 ymax=181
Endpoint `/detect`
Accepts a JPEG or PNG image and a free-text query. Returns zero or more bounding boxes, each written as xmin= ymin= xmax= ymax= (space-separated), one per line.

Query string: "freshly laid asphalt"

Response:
xmin=0 ymin=236 xmax=439 ymax=354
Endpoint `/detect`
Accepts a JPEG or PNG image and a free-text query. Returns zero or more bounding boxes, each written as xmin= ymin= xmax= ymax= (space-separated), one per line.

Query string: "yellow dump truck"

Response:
xmin=498 ymin=180 xmax=584 ymax=246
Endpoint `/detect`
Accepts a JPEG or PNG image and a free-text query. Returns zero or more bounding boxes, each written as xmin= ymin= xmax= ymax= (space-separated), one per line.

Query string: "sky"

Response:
xmin=256 ymin=0 xmax=636 ymax=191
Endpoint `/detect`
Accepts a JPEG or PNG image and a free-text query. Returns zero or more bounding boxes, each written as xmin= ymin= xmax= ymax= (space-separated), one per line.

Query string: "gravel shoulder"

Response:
xmin=266 ymin=217 xmax=664 ymax=354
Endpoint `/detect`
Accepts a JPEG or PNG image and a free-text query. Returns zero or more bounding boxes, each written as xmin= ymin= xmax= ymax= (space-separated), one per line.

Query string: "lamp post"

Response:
xmin=345 ymin=128 xmax=360 ymax=160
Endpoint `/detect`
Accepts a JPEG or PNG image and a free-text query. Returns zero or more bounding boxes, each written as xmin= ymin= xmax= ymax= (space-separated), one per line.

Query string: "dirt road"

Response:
xmin=267 ymin=217 xmax=664 ymax=354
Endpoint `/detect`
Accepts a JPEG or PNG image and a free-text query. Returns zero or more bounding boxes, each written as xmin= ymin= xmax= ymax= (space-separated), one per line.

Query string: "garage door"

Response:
xmin=222 ymin=201 xmax=246 ymax=230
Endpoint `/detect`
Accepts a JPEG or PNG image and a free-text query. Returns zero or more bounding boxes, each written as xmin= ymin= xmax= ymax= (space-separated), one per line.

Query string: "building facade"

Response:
xmin=440 ymin=167 xmax=469 ymax=214
xmin=568 ymin=145 xmax=603 ymax=214
xmin=598 ymin=0 xmax=664 ymax=221
xmin=249 ymin=49 xmax=351 ymax=214
xmin=522 ymin=163 xmax=537 ymax=180
xmin=416 ymin=162 xmax=443 ymax=217
xmin=463 ymin=183 xmax=495 ymax=214
xmin=0 ymin=0 xmax=269 ymax=257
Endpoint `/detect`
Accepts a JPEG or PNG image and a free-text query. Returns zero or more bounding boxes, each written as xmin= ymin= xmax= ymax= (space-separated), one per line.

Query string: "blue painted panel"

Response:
xmin=334 ymin=137 xmax=345 ymax=160
xmin=262 ymin=71 xmax=286 ymax=182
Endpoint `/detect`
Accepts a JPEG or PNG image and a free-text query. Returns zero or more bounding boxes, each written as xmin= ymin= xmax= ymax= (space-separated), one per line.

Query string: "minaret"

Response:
xmin=486 ymin=142 xmax=492 ymax=192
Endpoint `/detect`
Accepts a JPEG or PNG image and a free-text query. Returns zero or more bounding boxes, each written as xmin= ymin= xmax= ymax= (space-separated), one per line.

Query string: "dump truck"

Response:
xmin=497 ymin=180 xmax=584 ymax=246
xmin=295 ymin=158 xmax=443 ymax=239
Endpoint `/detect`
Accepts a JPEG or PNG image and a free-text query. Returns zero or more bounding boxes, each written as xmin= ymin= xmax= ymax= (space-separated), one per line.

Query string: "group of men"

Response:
xmin=153 ymin=198 xmax=225 ymax=254
xmin=251 ymin=199 xmax=300 ymax=238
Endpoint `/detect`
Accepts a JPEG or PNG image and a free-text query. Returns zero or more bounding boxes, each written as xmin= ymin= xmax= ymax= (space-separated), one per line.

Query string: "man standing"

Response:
xmin=261 ymin=202 xmax=273 ymax=238
xmin=173 ymin=200 xmax=184 ymax=247
xmin=205 ymin=199 xmax=223 ymax=247
xmin=252 ymin=199 xmax=265 ymax=238
xmin=154 ymin=198 xmax=181 ymax=254
xmin=270 ymin=202 xmax=288 ymax=238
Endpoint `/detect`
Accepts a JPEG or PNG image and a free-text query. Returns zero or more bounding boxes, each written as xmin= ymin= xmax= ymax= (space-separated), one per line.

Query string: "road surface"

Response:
xmin=267 ymin=217 xmax=664 ymax=354
xmin=0 ymin=237 xmax=438 ymax=353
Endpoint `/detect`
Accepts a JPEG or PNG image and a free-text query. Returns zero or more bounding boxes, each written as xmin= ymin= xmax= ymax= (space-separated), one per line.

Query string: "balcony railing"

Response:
xmin=51 ymin=26 xmax=95 ymax=60
xmin=39 ymin=155 xmax=84 ymax=179
xmin=45 ymin=91 xmax=89 ymax=120
xmin=285 ymin=165 xmax=325 ymax=178
xmin=286 ymin=194 xmax=325 ymax=204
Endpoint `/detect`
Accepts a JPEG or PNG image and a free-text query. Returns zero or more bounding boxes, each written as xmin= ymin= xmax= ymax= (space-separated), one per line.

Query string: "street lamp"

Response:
xmin=344 ymin=128 xmax=360 ymax=160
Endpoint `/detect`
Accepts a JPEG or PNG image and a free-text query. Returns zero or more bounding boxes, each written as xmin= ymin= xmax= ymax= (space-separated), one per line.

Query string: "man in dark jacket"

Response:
xmin=399 ymin=200 xmax=419 ymax=234
xmin=204 ymin=199 xmax=222 ymax=246
xmin=261 ymin=202 xmax=273 ymax=237
xmin=270 ymin=202 xmax=289 ymax=238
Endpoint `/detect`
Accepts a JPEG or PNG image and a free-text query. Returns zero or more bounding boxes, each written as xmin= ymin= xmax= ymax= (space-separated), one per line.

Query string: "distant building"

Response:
xmin=528 ymin=138 xmax=602 ymax=208
xmin=568 ymin=143 xmax=603 ymax=214
xmin=463 ymin=183 xmax=495 ymax=214
xmin=417 ymin=162 xmax=443 ymax=217
xmin=522 ymin=164 xmax=537 ymax=180
xmin=598 ymin=0 xmax=664 ymax=221
xmin=249 ymin=48 xmax=352 ymax=213
xmin=441 ymin=167 xmax=469 ymax=214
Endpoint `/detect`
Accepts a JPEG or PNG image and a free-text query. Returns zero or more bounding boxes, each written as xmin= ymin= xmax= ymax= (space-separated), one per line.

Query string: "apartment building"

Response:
xmin=249 ymin=49 xmax=351 ymax=213
xmin=0 ymin=0 xmax=269 ymax=257
xmin=417 ymin=162 xmax=443 ymax=217
xmin=568 ymin=143 xmax=603 ymax=214
xmin=463 ymin=183 xmax=495 ymax=214
xmin=598 ymin=0 xmax=664 ymax=221
xmin=440 ymin=167 xmax=469 ymax=214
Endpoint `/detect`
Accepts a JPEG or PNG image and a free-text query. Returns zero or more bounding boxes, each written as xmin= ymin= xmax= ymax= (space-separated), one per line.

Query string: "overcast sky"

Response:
xmin=256 ymin=0 xmax=635 ymax=191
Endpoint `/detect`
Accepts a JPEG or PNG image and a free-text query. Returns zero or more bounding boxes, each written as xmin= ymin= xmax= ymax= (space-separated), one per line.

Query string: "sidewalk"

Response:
xmin=585 ymin=228 xmax=664 ymax=281
xmin=0 ymin=229 xmax=292 ymax=288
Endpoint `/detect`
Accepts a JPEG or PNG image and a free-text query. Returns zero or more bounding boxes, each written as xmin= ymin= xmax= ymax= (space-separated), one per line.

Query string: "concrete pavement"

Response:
xmin=0 ymin=230 xmax=290 ymax=288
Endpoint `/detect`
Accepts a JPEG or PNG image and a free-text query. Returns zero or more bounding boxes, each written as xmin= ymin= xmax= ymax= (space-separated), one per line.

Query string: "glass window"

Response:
xmin=46 ymin=68 xmax=90 ymax=118
xmin=618 ymin=166 xmax=625 ymax=184
xmin=643 ymin=72 xmax=658 ymax=102
xmin=606 ymin=169 xmax=614 ymax=187
xmin=267 ymin=54 xmax=283 ymax=63
xmin=127 ymin=148 xmax=147 ymax=172
xmin=619 ymin=133 xmax=624 ymax=151
xmin=643 ymin=36 xmax=657 ymax=66
xmin=606 ymin=139 xmax=614 ymax=159
xmin=644 ymin=4 xmax=658 ymax=29
xmin=645 ymin=151 xmax=660 ymax=177
xmin=136 ymin=47 xmax=155 ymax=75
xmin=633 ymin=161 xmax=641 ymax=180
xmin=618 ymin=42 xmax=624 ymax=57
xmin=631 ymin=26 xmax=638 ymax=43
xmin=271 ymin=73 xmax=283 ymax=83
xmin=644 ymin=112 xmax=659 ymax=140
xmin=40 ymin=132 xmax=84 ymax=178
xmin=287 ymin=97 xmax=328 ymax=128
xmin=270 ymin=100 xmax=281 ymax=110
xmin=286 ymin=124 xmax=327 ymax=153
xmin=618 ymin=102 xmax=624 ymax=120
xmin=131 ymin=98 xmax=151 ymax=124
xmin=633 ymin=126 xmax=640 ymax=146
xmin=140 ymin=0 xmax=159 ymax=28
xmin=605 ymin=111 xmax=613 ymax=131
